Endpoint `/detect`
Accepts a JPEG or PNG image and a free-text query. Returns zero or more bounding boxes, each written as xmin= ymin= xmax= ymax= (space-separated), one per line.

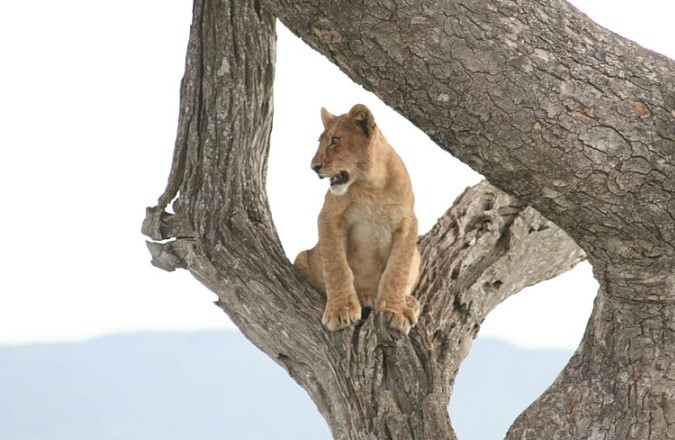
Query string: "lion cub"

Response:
xmin=294 ymin=104 xmax=421 ymax=334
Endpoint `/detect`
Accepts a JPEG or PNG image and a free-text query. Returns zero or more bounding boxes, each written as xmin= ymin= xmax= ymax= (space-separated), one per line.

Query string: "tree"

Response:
xmin=142 ymin=0 xmax=675 ymax=438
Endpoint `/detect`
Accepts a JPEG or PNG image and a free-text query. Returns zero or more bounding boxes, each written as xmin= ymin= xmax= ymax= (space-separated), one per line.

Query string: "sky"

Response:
xmin=0 ymin=0 xmax=672 ymax=348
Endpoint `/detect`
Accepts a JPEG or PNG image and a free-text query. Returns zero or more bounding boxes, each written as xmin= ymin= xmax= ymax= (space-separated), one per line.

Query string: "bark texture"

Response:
xmin=142 ymin=0 xmax=674 ymax=438
xmin=263 ymin=0 xmax=675 ymax=438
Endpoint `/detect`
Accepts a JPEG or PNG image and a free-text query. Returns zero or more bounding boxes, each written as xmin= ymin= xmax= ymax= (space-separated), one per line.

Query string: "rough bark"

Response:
xmin=142 ymin=0 xmax=674 ymax=438
xmin=263 ymin=0 xmax=675 ymax=438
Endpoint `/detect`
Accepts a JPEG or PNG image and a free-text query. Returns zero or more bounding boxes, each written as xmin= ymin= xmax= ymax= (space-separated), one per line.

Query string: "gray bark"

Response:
xmin=142 ymin=0 xmax=674 ymax=438
xmin=265 ymin=0 xmax=675 ymax=438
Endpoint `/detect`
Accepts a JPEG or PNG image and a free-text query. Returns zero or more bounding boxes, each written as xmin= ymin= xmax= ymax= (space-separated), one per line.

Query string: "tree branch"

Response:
xmin=267 ymin=0 xmax=675 ymax=274
xmin=142 ymin=0 xmax=673 ymax=437
xmin=262 ymin=0 xmax=675 ymax=437
xmin=418 ymin=181 xmax=586 ymax=336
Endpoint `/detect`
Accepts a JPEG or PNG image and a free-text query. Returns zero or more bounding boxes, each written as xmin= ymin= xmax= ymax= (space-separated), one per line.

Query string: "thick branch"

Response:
xmin=418 ymin=181 xmax=585 ymax=334
xmin=507 ymin=286 xmax=675 ymax=440
xmin=267 ymin=0 xmax=675 ymax=276
xmin=263 ymin=1 xmax=675 ymax=436
xmin=142 ymin=0 xmax=672 ymax=438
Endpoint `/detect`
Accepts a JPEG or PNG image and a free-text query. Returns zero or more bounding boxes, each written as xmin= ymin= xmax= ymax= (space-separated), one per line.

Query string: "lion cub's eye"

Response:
xmin=329 ymin=137 xmax=340 ymax=146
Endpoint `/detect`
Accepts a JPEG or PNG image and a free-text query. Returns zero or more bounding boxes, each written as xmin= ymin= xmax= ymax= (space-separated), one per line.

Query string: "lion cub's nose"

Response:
xmin=312 ymin=164 xmax=323 ymax=175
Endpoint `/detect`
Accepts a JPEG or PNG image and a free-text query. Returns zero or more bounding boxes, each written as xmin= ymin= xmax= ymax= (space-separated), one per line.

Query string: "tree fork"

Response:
xmin=139 ymin=0 xmax=675 ymax=438
xmin=265 ymin=0 xmax=675 ymax=437
xmin=141 ymin=0 xmax=584 ymax=437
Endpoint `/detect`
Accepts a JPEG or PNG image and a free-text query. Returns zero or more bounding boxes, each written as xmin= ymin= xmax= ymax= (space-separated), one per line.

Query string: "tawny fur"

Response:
xmin=294 ymin=104 xmax=421 ymax=334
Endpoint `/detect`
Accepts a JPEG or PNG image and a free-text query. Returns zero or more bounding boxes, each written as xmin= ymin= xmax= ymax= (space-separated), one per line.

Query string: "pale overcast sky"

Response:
xmin=0 ymin=0 xmax=672 ymax=348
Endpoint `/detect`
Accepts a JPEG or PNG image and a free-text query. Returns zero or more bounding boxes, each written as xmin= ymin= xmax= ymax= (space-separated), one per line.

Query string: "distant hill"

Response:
xmin=0 ymin=331 xmax=571 ymax=440
xmin=449 ymin=339 xmax=572 ymax=439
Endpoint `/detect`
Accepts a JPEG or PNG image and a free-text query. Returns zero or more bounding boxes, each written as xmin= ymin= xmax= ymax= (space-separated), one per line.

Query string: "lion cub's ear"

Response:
xmin=321 ymin=107 xmax=336 ymax=129
xmin=348 ymin=104 xmax=376 ymax=137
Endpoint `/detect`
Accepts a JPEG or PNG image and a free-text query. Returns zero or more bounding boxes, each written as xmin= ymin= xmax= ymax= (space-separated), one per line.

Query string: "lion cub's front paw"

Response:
xmin=322 ymin=295 xmax=362 ymax=331
xmin=376 ymin=295 xmax=420 ymax=334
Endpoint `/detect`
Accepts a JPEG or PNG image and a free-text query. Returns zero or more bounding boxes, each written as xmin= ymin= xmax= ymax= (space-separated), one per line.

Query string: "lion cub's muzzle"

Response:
xmin=312 ymin=164 xmax=350 ymax=188
xmin=329 ymin=171 xmax=349 ymax=187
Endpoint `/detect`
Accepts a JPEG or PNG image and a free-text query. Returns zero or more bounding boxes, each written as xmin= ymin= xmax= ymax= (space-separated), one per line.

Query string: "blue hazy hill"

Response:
xmin=0 ymin=331 xmax=572 ymax=439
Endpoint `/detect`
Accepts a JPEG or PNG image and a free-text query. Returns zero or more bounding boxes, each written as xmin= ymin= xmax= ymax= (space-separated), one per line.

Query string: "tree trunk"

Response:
xmin=142 ymin=0 xmax=674 ymax=438
xmin=264 ymin=0 xmax=675 ymax=438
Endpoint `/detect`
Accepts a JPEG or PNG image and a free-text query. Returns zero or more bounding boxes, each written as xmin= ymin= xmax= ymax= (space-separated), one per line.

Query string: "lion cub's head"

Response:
xmin=311 ymin=104 xmax=377 ymax=196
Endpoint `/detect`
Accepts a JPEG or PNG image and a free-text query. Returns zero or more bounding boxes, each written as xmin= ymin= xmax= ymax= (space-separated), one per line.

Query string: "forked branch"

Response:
xmin=141 ymin=0 xmax=589 ymax=438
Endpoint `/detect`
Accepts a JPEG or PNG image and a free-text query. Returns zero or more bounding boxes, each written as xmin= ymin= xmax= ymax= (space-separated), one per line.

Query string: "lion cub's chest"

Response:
xmin=346 ymin=204 xmax=394 ymax=274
